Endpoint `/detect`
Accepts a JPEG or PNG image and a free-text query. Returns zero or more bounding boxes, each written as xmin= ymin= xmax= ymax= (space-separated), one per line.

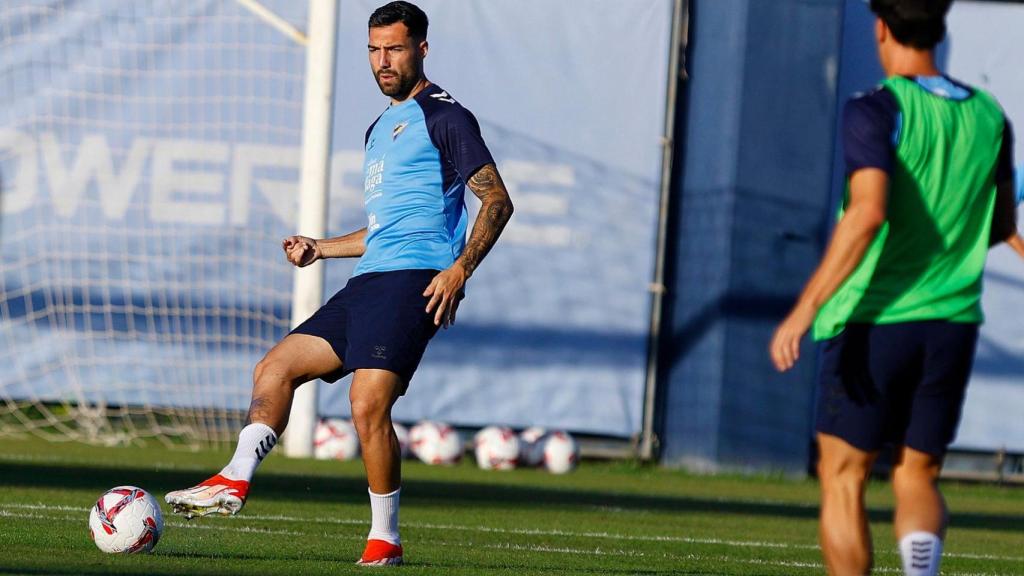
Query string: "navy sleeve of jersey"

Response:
xmin=422 ymin=100 xmax=495 ymax=181
xmin=996 ymin=118 xmax=1014 ymax=184
xmin=843 ymin=88 xmax=899 ymax=176
xmin=365 ymin=111 xmax=385 ymax=147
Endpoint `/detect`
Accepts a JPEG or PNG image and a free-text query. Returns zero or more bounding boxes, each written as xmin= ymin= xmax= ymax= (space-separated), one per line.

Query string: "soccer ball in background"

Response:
xmin=88 ymin=486 xmax=163 ymax=554
xmin=393 ymin=422 xmax=411 ymax=459
xmin=542 ymin=431 xmax=579 ymax=474
xmin=410 ymin=421 xmax=463 ymax=465
xmin=314 ymin=418 xmax=360 ymax=461
xmin=474 ymin=426 xmax=520 ymax=470
xmin=518 ymin=426 xmax=548 ymax=467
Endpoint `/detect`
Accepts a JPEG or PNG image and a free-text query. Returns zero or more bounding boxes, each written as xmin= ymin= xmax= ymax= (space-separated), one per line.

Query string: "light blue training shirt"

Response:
xmin=355 ymin=83 xmax=494 ymax=276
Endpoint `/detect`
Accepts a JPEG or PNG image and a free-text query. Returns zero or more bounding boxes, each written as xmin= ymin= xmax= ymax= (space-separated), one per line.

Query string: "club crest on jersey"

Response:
xmin=392 ymin=121 xmax=409 ymax=140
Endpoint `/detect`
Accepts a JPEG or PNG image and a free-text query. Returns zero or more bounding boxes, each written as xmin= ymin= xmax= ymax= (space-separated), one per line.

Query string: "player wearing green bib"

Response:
xmin=813 ymin=75 xmax=1006 ymax=339
xmin=769 ymin=1 xmax=1018 ymax=575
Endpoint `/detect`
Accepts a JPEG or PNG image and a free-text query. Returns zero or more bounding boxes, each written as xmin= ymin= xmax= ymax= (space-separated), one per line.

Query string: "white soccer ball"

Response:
xmin=88 ymin=486 xmax=163 ymax=554
xmin=410 ymin=421 xmax=463 ymax=465
xmin=474 ymin=426 xmax=521 ymax=470
xmin=542 ymin=431 xmax=580 ymax=474
xmin=393 ymin=422 xmax=411 ymax=459
xmin=314 ymin=418 xmax=361 ymax=461
xmin=518 ymin=426 xmax=548 ymax=467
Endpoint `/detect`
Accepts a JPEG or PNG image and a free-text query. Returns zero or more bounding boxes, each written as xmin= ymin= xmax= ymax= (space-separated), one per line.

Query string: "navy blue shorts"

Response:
xmin=815 ymin=321 xmax=979 ymax=456
xmin=290 ymin=269 xmax=441 ymax=392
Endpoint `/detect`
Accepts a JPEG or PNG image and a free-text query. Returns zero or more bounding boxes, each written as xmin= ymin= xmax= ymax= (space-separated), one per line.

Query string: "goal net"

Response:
xmin=0 ymin=1 xmax=309 ymax=448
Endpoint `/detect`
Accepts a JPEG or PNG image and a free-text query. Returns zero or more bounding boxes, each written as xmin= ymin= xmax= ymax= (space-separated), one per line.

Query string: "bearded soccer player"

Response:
xmin=770 ymin=1 xmax=1017 ymax=575
xmin=166 ymin=1 xmax=513 ymax=566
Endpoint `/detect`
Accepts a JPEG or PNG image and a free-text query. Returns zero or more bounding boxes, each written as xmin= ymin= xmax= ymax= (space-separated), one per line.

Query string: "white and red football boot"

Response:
xmin=356 ymin=539 xmax=404 ymax=567
xmin=165 ymin=474 xmax=249 ymax=519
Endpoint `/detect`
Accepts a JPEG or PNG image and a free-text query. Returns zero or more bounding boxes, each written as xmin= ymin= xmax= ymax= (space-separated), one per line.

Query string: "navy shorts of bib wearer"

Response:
xmin=815 ymin=321 xmax=979 ymax=457
xmin=290 ymin=269 xmax=441 ymax=393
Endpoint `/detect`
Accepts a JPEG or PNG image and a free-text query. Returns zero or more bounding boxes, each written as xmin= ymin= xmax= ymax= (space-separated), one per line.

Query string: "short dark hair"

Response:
xmin=870 ymin=0 xmax=953 ymax=49
xmin=368 ymin=1 xmax=428 ymax=41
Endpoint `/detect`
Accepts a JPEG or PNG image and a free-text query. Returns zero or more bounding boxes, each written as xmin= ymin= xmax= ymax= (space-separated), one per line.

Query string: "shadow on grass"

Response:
xmin=2 ymin=460 xmax=1023 ymax=535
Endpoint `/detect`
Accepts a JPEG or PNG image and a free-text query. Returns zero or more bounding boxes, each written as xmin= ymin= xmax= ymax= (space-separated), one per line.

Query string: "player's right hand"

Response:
xmin=282 ymin=235 xmax=322 ymax=267
xmin=769 ymin=302 xmax=816 ymax=372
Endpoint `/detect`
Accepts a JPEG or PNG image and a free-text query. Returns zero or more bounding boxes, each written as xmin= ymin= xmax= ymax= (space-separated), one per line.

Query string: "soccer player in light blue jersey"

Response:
xmin=166 ymin=2 xmax=513 ymax=566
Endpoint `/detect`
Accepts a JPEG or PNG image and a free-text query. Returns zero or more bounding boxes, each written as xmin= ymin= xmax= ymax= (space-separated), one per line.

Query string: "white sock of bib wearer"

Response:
xmin=219 ymin=423 xmax=277 ymax=483
xmin=367 ymin=487 xmax=401 ymax=545
xmin=899 ymin=531 xmax=943 ymax=576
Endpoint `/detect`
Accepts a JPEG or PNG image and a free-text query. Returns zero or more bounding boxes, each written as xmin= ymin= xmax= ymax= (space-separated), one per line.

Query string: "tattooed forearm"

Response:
xmin=460 ymin=163 xmax=514 ymax=277
xmin=470 ymin=164 xmax=498 ymax=188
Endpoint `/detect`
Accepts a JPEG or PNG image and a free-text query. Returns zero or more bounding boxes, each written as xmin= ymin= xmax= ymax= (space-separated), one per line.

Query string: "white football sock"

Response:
xmin=367 ymin=487 xmax=401 ymax=545
xmin=219 ymin=423 xmax=277 ymax=483
xmin=899 ymin=531 xmax=943 ymax=576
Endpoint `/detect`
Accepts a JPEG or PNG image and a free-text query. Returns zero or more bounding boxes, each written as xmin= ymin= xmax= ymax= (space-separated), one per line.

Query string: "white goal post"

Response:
xmin=283 ymin=0 xmax=339 ymax=458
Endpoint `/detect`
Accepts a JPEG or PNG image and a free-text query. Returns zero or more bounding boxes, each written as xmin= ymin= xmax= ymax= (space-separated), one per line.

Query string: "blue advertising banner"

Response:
xmin=0 ymin=1 xmax=673 ymax=439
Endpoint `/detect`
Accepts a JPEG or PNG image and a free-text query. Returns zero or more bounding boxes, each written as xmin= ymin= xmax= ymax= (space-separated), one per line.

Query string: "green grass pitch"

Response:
xmin=1 ymin=436 xmax=1021 ymax=575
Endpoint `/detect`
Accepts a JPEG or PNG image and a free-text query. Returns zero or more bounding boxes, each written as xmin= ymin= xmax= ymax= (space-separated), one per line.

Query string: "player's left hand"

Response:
xmin=424 ymin=263 xmax=467 ymax=328
xmin=769 ymin=303 xmax=817 ymax=372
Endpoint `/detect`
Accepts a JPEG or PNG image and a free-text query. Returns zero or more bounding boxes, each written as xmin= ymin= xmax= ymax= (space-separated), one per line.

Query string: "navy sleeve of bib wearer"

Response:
xmin=843 ymin=88 xmax=899 ymax=177
xmin=996 ymin=118 xmax=1014 ymax=184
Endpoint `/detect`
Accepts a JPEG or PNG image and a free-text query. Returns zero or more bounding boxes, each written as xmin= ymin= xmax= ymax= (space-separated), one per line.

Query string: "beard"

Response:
xmin=375 ymin=67 xmax=419 ymax=99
